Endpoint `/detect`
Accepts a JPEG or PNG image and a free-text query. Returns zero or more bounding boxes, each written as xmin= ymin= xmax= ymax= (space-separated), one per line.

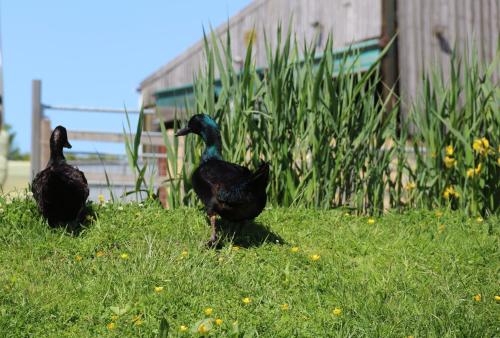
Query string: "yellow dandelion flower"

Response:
xmin=473 ymin=139 xmax=483 ymax=152
xmin=96 ymin=251 xmax=105 ymax=257
xmin=280 ymin=303 xmax=289 ymax=310
xmin=111 ymin=315 xmax=119 ymax=321
xmin=435 ymin=211 xmax=443 ymax=217
xmin=476 ymin=217 xmax=483 ymax=223
xmin=444 ymin=156 xmax=456 ymax=168
xmin=481 ymin=137 xmax=489 ymax=150
xmin=180 ymin=325 xmax=188 ymax=332
xmin=474 ymin=163 xmax=482 ymax=175
xmin=154 ymin=286 xmax=164 ymax=293
xmin=242 ymin=297 xmax=252 ymax=304
xmin=404 ymin=181 xmax=416 ymax=191
xmin=495 ymin=295 xmax=500 ymax=301
xmin=445 ymin=145 xmax=454 ymax=156
xmin=443 ymin=186 xmax=459 ymax=199
xmin=198 ymin=324 xmax=209 ymax=334
xmin=290 ymin=246 xmax=299 ymax=253
xmin=473 ymin=138 xmax=490 ymax=156
xmin=75 ymin=255 xmax=82 ymax=261
xmin=120 ymin=253 xmax=129 ymax=260
xmin=131 ymin=315 xmax=143 ymax=326
xmin=466 ymin=168 xmax=475 ymax=178
xmin=98 ymin=194 xmax=105 ymax=203
xmin=473 ymin=294 xmax=481 ymax=302
xmin=204 ymin=307 xmax=213 ymax=316
xmin=232 ymin=246 xmax=240 ymax=251
xmin=332 ymin=307 xmax=342 ymax=316
xmin=310 ymin=254 xmax=321 ymax=261
xmin=107 ymin=322 xmax=116 ymax=330
xmin=215 ymin=318 xmax=223 ymax=325
xmin=181 ymin=250 xmax=188 ymax=257
xmin=367 ymin=218 xmax=375 ymax=224
xmin=438 ymin=224 xmax=445 ymax=233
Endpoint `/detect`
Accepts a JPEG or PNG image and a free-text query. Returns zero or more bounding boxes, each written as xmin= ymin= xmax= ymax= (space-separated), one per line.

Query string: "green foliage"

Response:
xmin=123 ymin=108 xmax=157 ymax=201
xmin=157 ymin=27 xmax=499 ymax=217
xmin=121 ymin=26 xmax=497 ymax=217
xmin=2 ymin=123 xmax=30 ymax=160
xmin=407 ymin=49 xmax=500 ymax=216
xmin=162 ymin=27 xmax=401 ymax=215
xmin=0 ymin=195 xmax=498 ymax=336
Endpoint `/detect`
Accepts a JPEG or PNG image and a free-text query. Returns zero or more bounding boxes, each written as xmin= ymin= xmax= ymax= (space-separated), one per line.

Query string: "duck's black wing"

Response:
xmin=32 ymin=168 xmax=51 ymax=214
xmin=192 ymin=159 xmax=252 ymax=206
xmin=31 ymin=164 xmax=89 ymax=226
xmin=216 ymin=162 xmax=269 ymax=205
xmin=193 ymin=160 xmax=269 ymax=221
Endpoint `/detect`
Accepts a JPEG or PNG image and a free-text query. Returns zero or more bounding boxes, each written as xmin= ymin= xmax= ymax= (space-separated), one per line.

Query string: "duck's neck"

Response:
xmin=200 ymin=127 xmax=222 ymax=162
xmin=48 ymin=144 xmax=66 ymax=165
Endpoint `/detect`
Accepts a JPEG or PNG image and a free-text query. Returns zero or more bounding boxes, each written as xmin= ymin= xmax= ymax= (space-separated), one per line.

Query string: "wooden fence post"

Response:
xmin=31 ymin=79 xmax=42 ymax=178
xmin=40 ymin=118 xmax=51 ymax=168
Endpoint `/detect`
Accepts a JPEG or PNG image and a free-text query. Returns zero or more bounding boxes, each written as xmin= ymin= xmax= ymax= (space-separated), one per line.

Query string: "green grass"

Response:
xmin=0 ymin=195 xmax=498 ymax=337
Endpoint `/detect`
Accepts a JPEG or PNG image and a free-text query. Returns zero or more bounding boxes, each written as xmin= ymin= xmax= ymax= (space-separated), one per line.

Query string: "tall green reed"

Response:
xmin=160 ymin=27 xmax=401 ymax=215
xmin=408 ymin=48 xmax=499 ymax=216
xmin=137 ymin=28 xmax=498 ymax=217
xmin=123 ymin=108 xmax=157 ymax=200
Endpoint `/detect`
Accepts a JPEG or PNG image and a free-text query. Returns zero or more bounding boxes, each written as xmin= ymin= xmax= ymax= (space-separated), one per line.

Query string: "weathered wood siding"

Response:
xmin=397 ymin=0 xmax=500 ymax=113
xmin=139 ymin=0 xmax=383 ymax=106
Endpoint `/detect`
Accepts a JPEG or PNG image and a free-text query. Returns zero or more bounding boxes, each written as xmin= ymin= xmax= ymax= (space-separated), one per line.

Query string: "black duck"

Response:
xmin=175 ymin=114 xmax=269 ymax=245
xmin=32 ymin=126 xmax=89 ymax=227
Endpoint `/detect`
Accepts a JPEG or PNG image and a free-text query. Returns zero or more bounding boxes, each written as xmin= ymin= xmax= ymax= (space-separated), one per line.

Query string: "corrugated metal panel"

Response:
xmin=397 ymin=0 xmax=500 ymax=116
xmin=139 ymin=0 xmax=383 ymax=107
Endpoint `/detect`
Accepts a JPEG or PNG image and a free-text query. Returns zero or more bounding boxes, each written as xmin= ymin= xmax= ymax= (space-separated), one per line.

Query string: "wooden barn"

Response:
xmin=138 ymin=0 xmax=499 ymax=124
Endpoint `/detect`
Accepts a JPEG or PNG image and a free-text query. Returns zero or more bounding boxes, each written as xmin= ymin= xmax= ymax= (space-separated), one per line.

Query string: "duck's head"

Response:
xmin=50 ymin=125 xmax=72 ymax=150
xmin=175 ymin=114 xmax=219 ymax=139
xmin=175 ymin=114 xmax=222 ymax=161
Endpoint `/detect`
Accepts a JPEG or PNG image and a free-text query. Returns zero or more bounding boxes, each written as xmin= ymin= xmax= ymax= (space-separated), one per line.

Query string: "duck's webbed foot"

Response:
xmin=206 ymin=214 xmax=218 ymax=247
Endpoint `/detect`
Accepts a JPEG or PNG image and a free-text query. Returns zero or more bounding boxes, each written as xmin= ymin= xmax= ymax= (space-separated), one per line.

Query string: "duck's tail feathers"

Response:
xmin=250 ymin=162 xmax=269 ymax=186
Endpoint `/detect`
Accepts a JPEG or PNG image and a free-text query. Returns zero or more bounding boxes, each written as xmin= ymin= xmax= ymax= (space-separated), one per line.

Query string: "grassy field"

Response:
xmin=0 ymin=195 xmax=498 ymax=337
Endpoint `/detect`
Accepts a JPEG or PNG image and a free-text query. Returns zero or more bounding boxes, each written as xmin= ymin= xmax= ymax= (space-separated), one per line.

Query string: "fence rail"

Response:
xmin=68 ymin=130 xmax=164 ymax=146
xmin=42 ymin=104 xmax=155 ymax=114
xmin=31 ymin=79 xmax=171 ymax=202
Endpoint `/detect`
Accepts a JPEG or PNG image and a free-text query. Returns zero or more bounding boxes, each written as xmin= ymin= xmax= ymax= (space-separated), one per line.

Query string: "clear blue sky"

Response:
xmin=2 ymin=0 xmax=252 ymax=154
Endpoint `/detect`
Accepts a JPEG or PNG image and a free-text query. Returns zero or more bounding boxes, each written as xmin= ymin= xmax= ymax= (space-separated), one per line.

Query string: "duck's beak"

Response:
xmin=64 ymin=141 xmax=72 ymax=149
xmin=175 ymin=127 xmax=191 ymax=137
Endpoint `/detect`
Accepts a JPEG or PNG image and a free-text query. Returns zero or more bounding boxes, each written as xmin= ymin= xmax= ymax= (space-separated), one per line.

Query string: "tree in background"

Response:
xmin=3 ymin=123 xmax=29 ymax=160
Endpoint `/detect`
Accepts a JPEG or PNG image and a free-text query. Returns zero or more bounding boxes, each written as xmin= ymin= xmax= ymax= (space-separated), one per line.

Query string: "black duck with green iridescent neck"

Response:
xmin=32 ymin=126 xmax=89 ymax=227
xmin=176 ymin=114 xmax=269 ymax=245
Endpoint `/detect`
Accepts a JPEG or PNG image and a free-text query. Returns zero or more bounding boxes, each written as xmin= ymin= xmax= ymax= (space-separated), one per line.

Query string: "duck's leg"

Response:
xmin=208 ymin=214 xmax=218 ymax=246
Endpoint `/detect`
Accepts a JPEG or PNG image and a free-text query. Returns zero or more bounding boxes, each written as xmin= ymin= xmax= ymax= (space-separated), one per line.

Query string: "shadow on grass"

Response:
xmin=214 ymin=218 xmax=286 ymax=249
xmin=48 ymin=202 xmax=97 ymax=236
